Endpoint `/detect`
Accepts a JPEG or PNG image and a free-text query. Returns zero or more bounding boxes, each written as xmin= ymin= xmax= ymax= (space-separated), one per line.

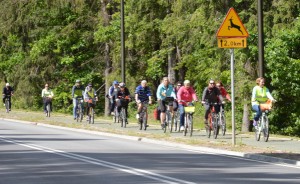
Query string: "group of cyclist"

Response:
xmin=3 ymin=76 xmax=275 ymax=130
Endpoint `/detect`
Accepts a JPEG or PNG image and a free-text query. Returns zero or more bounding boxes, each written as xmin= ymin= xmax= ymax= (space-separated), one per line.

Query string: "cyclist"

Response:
xmin=108 ymin=80 xmax=119 ymax=115
xmin=201 ymin=79 xmax=224 ymax=128
xmin=216 ymin=81 xmax=231 ymax=110
xmin=115 ymin=82 xmax=131 ymax=123
xmin=251 ymin=77 xmax=276 ymax=127
xmin=177 ymin=80 xmax=198 ymax=131
xmin=173 ymin=81 xmax=182 ymax=112
xmin=84 ymin=83 xmax=98 ymax=121
xmin=72 ymin=79 xmax=85 ymax=120
xmin=156 ymin=77 xmax=176 ymax=129
xmin=135 ymin=80 xmax=152 ymax=119
xmin=2 ymin=83 xmax=14 ymax=111
xmin=41 ymin=83 xmax=54 ymax=115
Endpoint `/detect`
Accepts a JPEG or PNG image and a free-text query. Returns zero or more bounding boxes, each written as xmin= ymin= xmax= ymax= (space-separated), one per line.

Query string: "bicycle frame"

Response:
xmin=76 ymin=98 xmax=84 ymax=122
xmin=183 ymin=104 xmax=195 ymax=137
xmin=4 ymin=96 xmax=10 ymax=113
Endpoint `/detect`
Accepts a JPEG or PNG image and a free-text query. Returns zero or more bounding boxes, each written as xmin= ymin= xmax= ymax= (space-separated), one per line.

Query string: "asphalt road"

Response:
xmin=1 ymin=120 xmax=299 ymax=184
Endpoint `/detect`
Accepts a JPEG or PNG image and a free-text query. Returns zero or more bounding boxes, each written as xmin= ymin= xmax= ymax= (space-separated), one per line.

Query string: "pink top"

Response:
xmin=177 ymin=86 xmax=198 ymax=106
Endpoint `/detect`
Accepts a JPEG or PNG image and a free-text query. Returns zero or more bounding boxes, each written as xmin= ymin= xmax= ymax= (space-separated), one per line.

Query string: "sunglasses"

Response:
xmin=45 ymin=86 xmax=49 ymax=87
xmin=210 ymin=83 xmax=215 ymax=84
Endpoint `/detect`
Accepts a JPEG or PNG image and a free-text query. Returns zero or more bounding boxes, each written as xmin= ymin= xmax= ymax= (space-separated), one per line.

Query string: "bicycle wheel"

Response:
xmin=5 ymin=99 xmax=9 ymax=113
xmin=183 ymin=115 xmax=188 ymax=136
xmin=76 ymin=106 xmax=80 ymax=122
xmin=255 ymin=119 xmax=261 ymax=141
xmin=263 ymin=115 xmax=269 ymax=142
xmin=166 ymin=111 xmax=172 ymax=133
xmin=46 ymin=104 xmax=51 ymax=117
xmin=206 ymin=115 xmax=212 ymax=138
xmin=143 ymin=113 xmax=147 ymax=130
xmin=174 ymin=111 xmax=179 ymax=132
xmin=188 ymin=114 xmax=193 ymax=137
xmin=220 ymin=113 xmax=226 ymax=136
xmin=79 ymin=105 xmax=83 ymax=122
xmin=213 ymin=114 xmax=219 ymax=139
xmin=91 ymin=108 xmax=94 ymax=124
xmin=121 ymin=108 xmax=126 ymax=128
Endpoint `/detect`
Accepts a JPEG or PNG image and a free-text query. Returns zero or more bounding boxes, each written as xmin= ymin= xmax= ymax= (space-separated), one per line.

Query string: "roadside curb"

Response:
xmin=2 ymin=118 xmax=300 ymax=168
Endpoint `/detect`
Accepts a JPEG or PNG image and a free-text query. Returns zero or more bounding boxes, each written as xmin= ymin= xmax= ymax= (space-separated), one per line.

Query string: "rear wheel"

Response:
xmin=183 ymin=115 xmax=188 ymax=136
xmin=263 ymin=116 xmax=269 ymax=142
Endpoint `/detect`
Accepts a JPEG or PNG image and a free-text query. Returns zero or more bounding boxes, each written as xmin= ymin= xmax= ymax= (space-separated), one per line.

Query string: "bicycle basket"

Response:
xmin=184 ymin=106 xmax=195 ymax=113
xmin=260 ymin=99 xmax=272 ymax=111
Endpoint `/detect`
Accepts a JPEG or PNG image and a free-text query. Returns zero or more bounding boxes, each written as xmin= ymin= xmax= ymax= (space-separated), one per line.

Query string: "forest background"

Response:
xmin=0 ymin=0 xmax=299 ymax=136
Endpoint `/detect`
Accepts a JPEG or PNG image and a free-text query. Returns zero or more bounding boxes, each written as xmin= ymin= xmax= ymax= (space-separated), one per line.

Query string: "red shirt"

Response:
xmin=177 ymin=86 xmax=198 ymax=106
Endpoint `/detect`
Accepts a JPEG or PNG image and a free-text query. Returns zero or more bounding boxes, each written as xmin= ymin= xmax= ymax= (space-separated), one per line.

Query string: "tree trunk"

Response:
xmin=102 ymin=0 xmax=113 ymax=117
xmin=168 ymin=46 xmax=176 ymax=83
xmin=242 ymin=99 xmax=250 ymax=132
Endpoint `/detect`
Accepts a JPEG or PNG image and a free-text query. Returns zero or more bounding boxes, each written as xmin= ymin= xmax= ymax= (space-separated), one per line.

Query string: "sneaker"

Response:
xmin=136 ymin=114 xmax=140 ymax=119
xmin=180 ymin=126 xmax=184 ymax=131
xmin=253 ymin=120 xmax=257 ymax=126
xmin=9 ymin=109 xmax=11 ymax=111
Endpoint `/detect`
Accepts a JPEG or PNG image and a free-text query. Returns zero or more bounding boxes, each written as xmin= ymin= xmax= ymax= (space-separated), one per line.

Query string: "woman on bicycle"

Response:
xmin=201 ymin=79 xmax=223 ymax=128
xmin=216 ymin=81 xmax=231 ymax=110
xmin=156 ymin=77 xmax=176 ymax=129
xmin=84 ymin=83 xmax=98 ymax=121
xmin=115 ymin=82 xmax=131 ymax=123
xmin=41 ymin=83 xmax=54 ymax=115
xmin=251 ymin=77 xmax=276 ymax=127
xmin=177 ymin=80 xmax=198 ymax=131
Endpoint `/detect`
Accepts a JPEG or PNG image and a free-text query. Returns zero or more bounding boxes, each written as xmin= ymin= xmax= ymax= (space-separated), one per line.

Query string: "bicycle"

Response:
xmin=205 ymin=102 xmax=219 ymax=139
xmin=161 ymin=97 xmax=174 ymax=133
xmin=138 ymin=101 xmax=149 ymax=131
xmin=254 ymin=110 xmax=270 ymax=142
xmin=117 ymin=96 xmax=130 ymax=128
xmin=113 ymin=105 xmax=119 ymax=124
xmin=183 ymin=102 xmax=195 ymax=137
xmin=75 ymin=97 xmax=84 ymax=122
xmin=4 ymin=95 xmax=11 ymax=113
xmin=87 ymin=99 xmax=95 ymax=124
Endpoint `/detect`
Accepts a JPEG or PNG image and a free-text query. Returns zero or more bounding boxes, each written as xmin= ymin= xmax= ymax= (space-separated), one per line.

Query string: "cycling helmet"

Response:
xmin=113 ymin=80 xmax=119 ymax=85
xmin=119 ymin=82 xmax=125 ymax=88
xmin=88 ymin=83 xmax=92 ymax=87
xmin=75 ymin=79 xmax=81 ymax=83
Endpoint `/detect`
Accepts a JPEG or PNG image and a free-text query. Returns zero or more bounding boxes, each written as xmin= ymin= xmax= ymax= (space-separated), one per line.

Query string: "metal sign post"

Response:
xmin=230 ymin=49 xmax=236 ymax=145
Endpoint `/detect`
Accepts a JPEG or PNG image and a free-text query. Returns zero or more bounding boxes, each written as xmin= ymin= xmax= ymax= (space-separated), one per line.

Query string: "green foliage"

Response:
xmin=0 ymin=0 xmax=299 ymax=136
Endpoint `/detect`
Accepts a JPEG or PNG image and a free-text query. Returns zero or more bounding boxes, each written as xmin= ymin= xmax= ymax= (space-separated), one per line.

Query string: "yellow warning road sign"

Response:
xmin=217 ymin=8 xmax=249 ymax=38
xmin=218 ymin=37 xmax=247 ymax=48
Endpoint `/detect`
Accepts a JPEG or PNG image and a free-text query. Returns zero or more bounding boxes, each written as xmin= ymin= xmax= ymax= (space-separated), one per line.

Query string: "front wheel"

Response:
xmin=143 ymin=114 xmax=147 ymax=131
xmin=121 ymin=108 xmax=126 ymax=128
xmin=213 ymin=115 xmax=219 ymax=139
xmin=220 ymin=113 xmax=226 ymax=136
xmin=263 ymin=116 xmax=269 ymax=142
xmin=46 ymin=104 xmax=51 ymax=117
xmin=255 ymin=120 xmax=261 ymax=141
xmin=188 ymin=114 xmax=193 ymax=137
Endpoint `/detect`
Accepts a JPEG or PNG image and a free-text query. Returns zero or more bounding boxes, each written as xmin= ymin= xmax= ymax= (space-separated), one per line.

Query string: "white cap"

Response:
xmin=184 ymin=80 xmax=190 ymax=84
xmin=141 ymin=80 xmax=147 ymax=84
xmin=6 ymin=83 xmax=9 ymax=86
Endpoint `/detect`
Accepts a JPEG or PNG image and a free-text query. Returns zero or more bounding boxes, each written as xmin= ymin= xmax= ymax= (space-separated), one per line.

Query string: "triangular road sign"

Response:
xmin=216 ymin=8 xmax=249 ymax=38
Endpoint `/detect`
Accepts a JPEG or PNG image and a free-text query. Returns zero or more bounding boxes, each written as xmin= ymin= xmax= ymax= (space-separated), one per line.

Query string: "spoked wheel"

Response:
xmin=143 ymin=116 xmax=147 ymax=130
xmin=188 ymin=115 xmax=193 ymax=137
xmin=255 ymin=121 xmax=261 ymax=141
xmin=46 ymin=104 xmax=51 ymax=117
xmin=220 ymin=114 xmax=226 ymax=136
xmin=76 ymin=109 xmax=79 ymax=122
xmin=121 ymin=108 xmax=126 ymax=128
xmin=183 ymin=115 xmax=188 ymax=136
xmin=213 ymin=116 xmax=219 ymax=139
xmin=88 ymin=107 xmax=94 ymax=124
xmin=5 ymin=99 xmax=9 ymax=113
xmin=263 ymin=116 xmax=269 ymax=142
